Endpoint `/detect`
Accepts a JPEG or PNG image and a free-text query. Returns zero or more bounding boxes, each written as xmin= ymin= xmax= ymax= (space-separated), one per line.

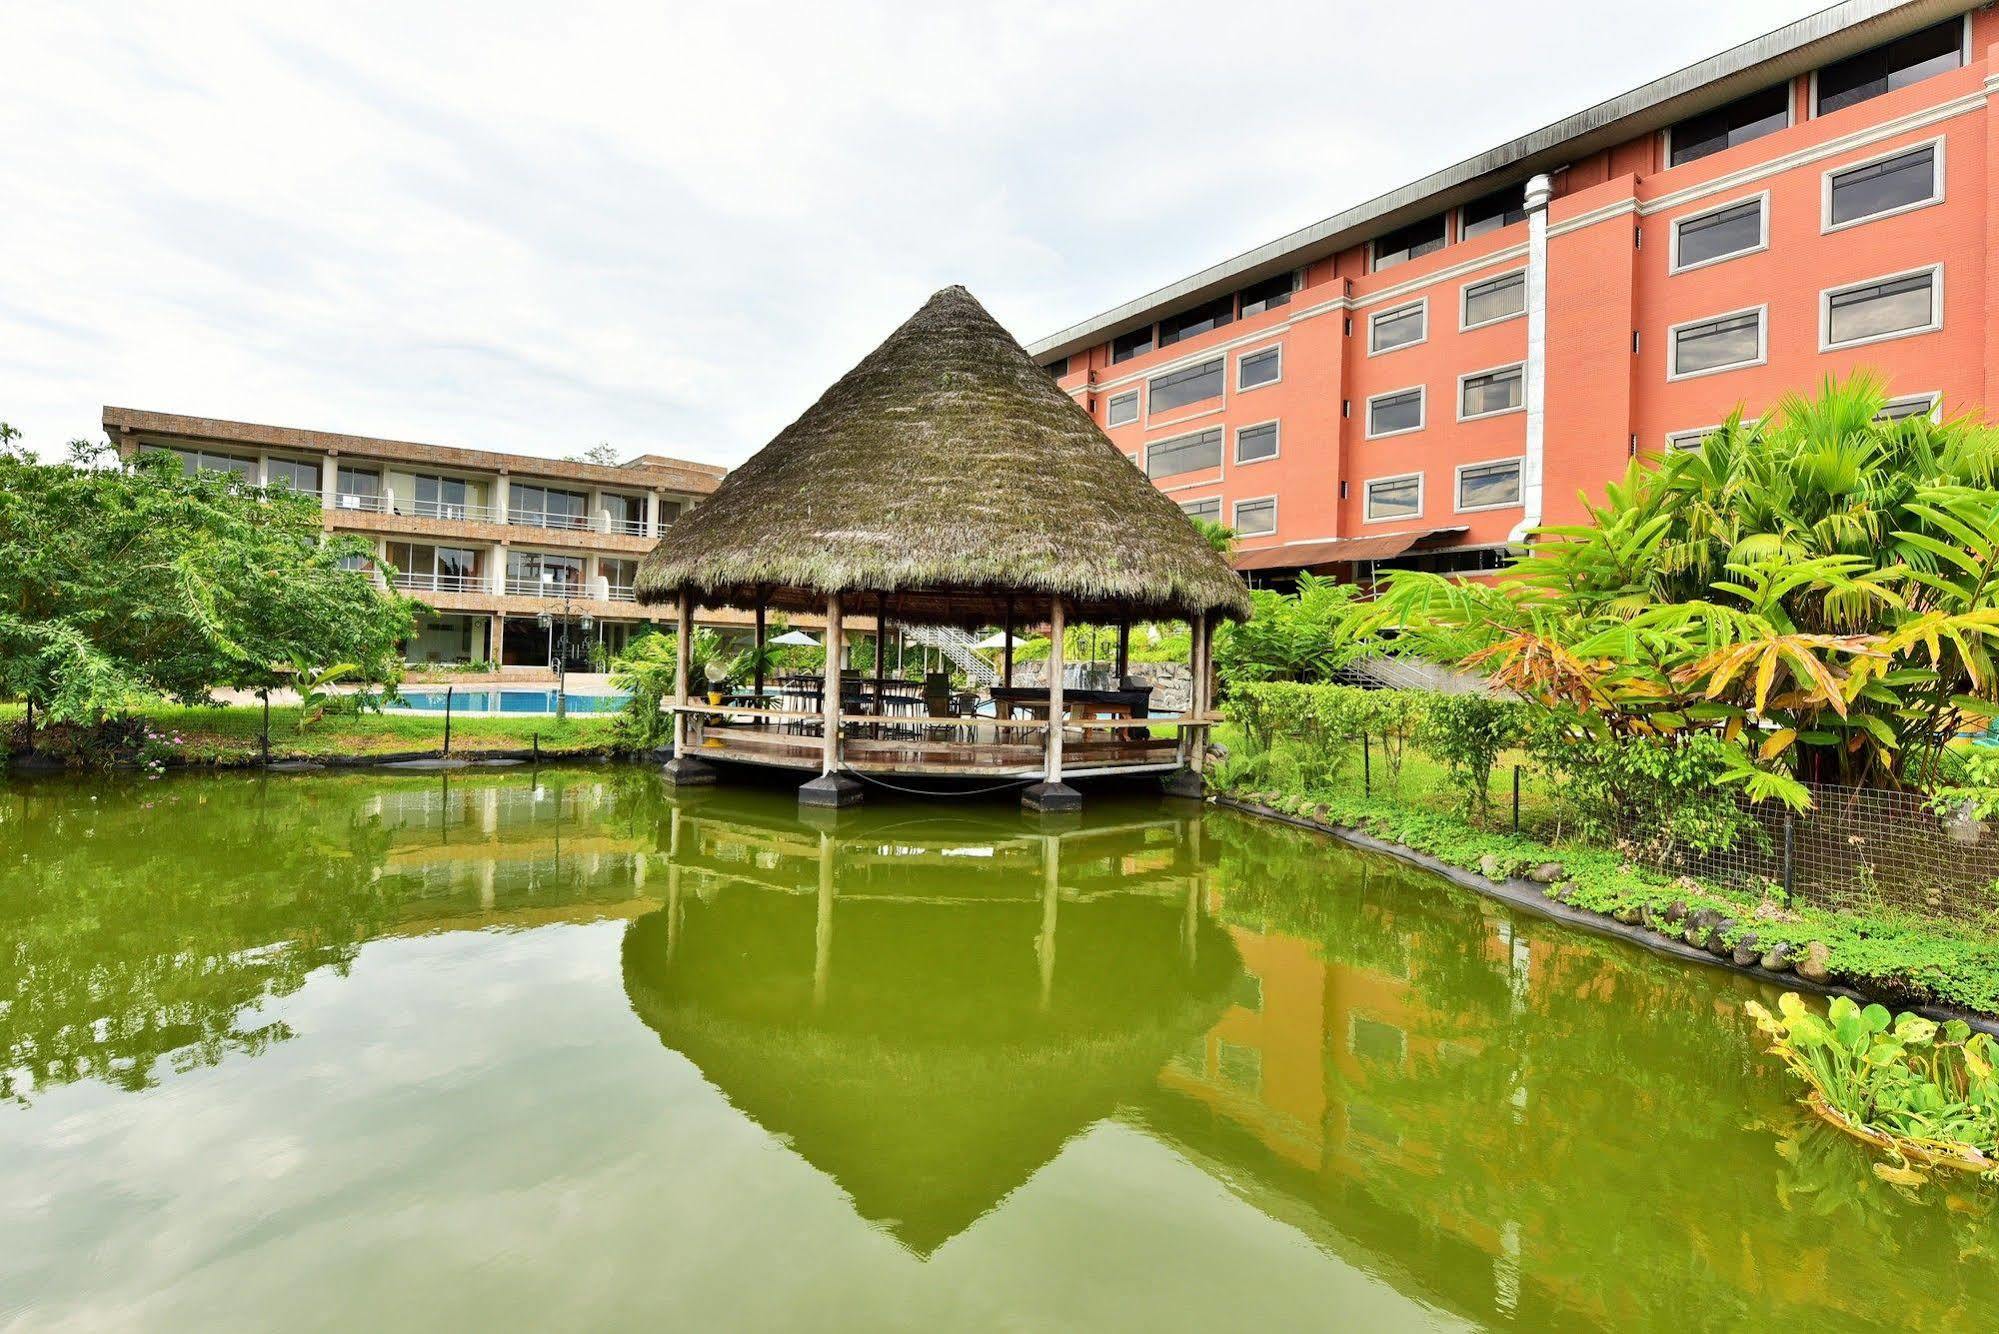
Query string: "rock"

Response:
xmin=1795 ymin=941 xmax=1832 ymax=983
xmin=1704 ymin=920 xmax=1735 ymax=957
xmin=1664 ymin=900 xmax=1688 ymax=925
xmin=1526 ymin=861 xmax=1567 ymax=884
xmin=1614 ymin=906 xmax=1643 ymax=925
xmin=1759 ymin=941 xmax=1794 ymax=973
xmin=1479 ymin=853 xmax=1506 ymax=882
xmin=1731 ymin=933 xmax=1761 ymax=968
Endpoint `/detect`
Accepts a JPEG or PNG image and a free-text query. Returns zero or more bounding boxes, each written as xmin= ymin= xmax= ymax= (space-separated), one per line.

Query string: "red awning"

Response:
xmin=1232 ymin=527 xmax=1466 ymax=573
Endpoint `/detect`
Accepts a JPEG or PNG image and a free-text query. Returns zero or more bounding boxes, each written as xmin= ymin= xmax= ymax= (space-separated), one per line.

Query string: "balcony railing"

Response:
xmin=607 ymin=517 xmax=650 ymax=537
xmin=396 ymin=572 xmax=486 ymax=594
xmin=606 ymin=584 xmax=637 ymax=602
xmin=332 ymin=492 xmax=389 ymax=513
xmin=504 ymin=576 xmax=586 ymax=597
xmin=409 ymin=499 xmax=498 ymax=524
xmin=507 ymin=507 xmax=599 ymax=533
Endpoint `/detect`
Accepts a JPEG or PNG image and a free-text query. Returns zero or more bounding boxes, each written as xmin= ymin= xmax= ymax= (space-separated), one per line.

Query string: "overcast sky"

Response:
xmin=4 ymin=0 xmax=1822 ymax=466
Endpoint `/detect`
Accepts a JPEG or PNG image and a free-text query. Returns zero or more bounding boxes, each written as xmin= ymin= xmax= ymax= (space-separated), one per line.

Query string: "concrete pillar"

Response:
xmin=799 ymin=591 xmax=860 ymax=807
xmin=1024 ymin=598 xmax=1079 ymax=811
xmin=1510 ymin=173 xmax=1553 ymax=542
xmin=319 ymin=453 xmax=338 ymax=509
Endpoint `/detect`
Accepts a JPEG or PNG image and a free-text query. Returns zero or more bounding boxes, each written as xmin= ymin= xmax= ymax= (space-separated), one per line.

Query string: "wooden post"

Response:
xmin=1002 ymin=596 xmax=1015 ymax=688
xmin=753 ymin=596 xmax=767 ymax=703
xmin=1190 ymin=610 xmax=1210 ymax=778
xmin=1046 ymin=597 xmax=1066 ymax=783
xmin=814 ymin=830 xmax=835 ymax=1007
xmin=1116 ymin=617 xmax=1131 ymax=685
xmin=873 ymin=592 xmax=887 ymax=727
xmin=673 ymin=590 xmax=692 ymax=759
xmin=821 ymin=592 xmax=843 ymax=775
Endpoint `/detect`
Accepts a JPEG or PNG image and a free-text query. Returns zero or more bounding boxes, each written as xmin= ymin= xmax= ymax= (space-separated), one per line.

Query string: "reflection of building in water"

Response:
xmin=622 ymin=798 xmax=1244 ymax=1255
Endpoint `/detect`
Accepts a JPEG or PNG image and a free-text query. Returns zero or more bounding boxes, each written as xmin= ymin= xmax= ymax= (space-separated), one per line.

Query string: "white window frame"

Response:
xmin=1459 ymin=268 xmax=1527 ymax=331
xmin=1457 ymin=362 xmax=1526 ymax=422
xmin=1821 ymin=135 xmax=1946 ymax=234
xmin=1667 ymin=190 xmax=1770 ymax=275
xmin=1236 ymin=343 xmax=1283 ymax=392
xmin=1177 ymin=495 xmax=1223 ymax=523
xmin=1666 ymin=304 xmax=1768 ymax=382
xmin=1819 ymin=263 xmax=1942 ymax=352
xmin=1661 ymin=83 xmax=1796 ymax=169
xmin=1104 ymin=388 xmax=1140 ymax=427
xmin=1231 ymin=495 xmax=1278 ymax=537
xmin=1142 ymin=425 xmax=1225 ymax=480
xmin=1367 ymin=298 xmax=1428 ymax=356
xmin=1665 ymin=424 xmax=1722 ymax=453
xmin=1365 ymin=385 xmax=1426 ymax=440
xmin=1807 ymin=14 xmax=1970 ymax=120
xmin=1363 ymin=472 xmax=1425 ymax=524
xmin=1233 ymin=418 xmax=1280 ymax=466
xmin=1142 ymin=357 xmax=1227 ymax=426
xmin=1454 ymin=457 xmax=1524 ymax=513
xmin=1877 ymin=391 xmax=1942 ymax=424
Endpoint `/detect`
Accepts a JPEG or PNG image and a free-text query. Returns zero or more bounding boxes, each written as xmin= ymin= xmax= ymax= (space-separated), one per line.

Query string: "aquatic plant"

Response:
xmin=1746 ymin=992 xmax=1999 ymax=1177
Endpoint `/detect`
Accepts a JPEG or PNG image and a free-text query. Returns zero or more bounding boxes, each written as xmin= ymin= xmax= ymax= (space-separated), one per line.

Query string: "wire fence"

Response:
xmin=1617 ymin=781 xmax=1999 ymax=925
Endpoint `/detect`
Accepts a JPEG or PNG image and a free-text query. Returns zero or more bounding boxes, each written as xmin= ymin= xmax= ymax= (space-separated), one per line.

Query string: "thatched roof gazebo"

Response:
xmin=636 ymin=285 xmax=1249 ymax=809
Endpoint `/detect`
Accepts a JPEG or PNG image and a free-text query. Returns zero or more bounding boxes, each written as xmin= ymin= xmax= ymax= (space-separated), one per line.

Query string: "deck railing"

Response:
xmin=396 ymin=571 xmax=486 ymax=594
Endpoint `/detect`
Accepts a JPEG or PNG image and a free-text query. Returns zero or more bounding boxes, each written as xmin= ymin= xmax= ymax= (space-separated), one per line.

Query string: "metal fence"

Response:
xmin=1620 ymin=781 xmax=1999 ymax=925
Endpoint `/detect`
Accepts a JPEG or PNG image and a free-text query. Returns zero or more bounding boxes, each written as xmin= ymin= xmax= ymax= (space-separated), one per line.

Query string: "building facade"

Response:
xmin=105 ymin=407 xmax=727 ymax=668
xmin=1029 ymin=0 xmax=1999 ymax=582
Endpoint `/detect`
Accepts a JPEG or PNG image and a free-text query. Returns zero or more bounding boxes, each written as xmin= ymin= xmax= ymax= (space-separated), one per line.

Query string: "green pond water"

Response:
xmin=3 ymin=767 xmax=1996 ymax=1330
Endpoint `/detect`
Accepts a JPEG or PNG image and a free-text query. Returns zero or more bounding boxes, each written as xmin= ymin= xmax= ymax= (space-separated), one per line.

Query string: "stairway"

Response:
xmin=903 ymin=624 xmax=1001 ymax=687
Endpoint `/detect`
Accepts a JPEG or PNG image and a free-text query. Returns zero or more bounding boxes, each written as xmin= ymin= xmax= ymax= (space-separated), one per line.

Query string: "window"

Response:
xmin=1371 ymin=213 xmax=1447 ymax=270
xmin=1040 ymin=355 xmax=1068 ymax=377
xmin=1366 ymin=387 xmax=1424 ymax=438
xmin=1823 ymin=267 xmax=1940 ymax=350
xmin=265 ymin=456 xmax=320 ymax=492
xmin=1236 ymin=271 xmax=1296 ymax=316
xmin=1878 ymin=393 xmax=1940 ymax=424
xmin=1233 ymin=497 xmax=1276 ymax=537
xmin=506 ymin=550 xmax=582 ymax=592
xmin=172 ymin=447 xmax=256 ymax=478
xmin=1235 ymin=421 xmax=1278 ymax=464
xmin=657 ymin=499 xmax=684 ymax=526
xmin=1157 ymin=294 xmax=1234 ymax=348
xmin=1826 ymin=142 xmax=1940 ymax=229
xmin=601 ymin=557 xmax=639 ymax=595
xmin=413 ymin=473 xmax=471 ymax=519
xmin=1145 ymin=428 xmax=1223 ymax=479
xmin=510 ymin=482 xmax=589 ymax=529
xmin=335 ymin=466 xmax=382 ymax=509
xmin=1111 ymin=326 xmax=1154 ymax=364
xmin=1667 ymin=84 xmax=1789 ymax=167
xmin=1365 ymin=474 xmax=1422 ymax=522
xmin=1672 ymin=196 xmax=1766 ymax=271
xmin=1457 ymin=459 xmax=1522 ymax=510
xmin=1349 ymin=1015 xmax=1407 ymax=1065
xmin=604 ymin=493 xmax=647 ymax=535
xmin=1179 ymin=497 xmax=1221 ymax=522
xmin=1460 ymin=183 xmax=1526 ymax=239
xmin=1666 ymin=427 xmax=1717 ymax=452
xmin=1462 ymin=270 xmax=1526 ymax=329
xmin=1105 ymin=390 xmax=1139 ymax=427
xmin=1147 ymin=358 xmax=1224 ymax=414
xmin=1670 ymin=308 xmax=1764 ymax=379
xmin=1237 ymin=345 xmax=1281 ymax=390
xmin=1369 ymin=300 xmax=1426 ymax=354
xmin=1816 ymin=17 xmax=1964 ymax=116
xmin=1459 ymin=365 xmax=1524 ymax=419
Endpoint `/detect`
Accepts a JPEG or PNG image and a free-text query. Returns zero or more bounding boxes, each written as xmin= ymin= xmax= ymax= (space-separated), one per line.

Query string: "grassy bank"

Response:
xmin=1 ymin=702 xmax=619 ymax=765
xmin=1211 ymin=724 xmax=1999 ymax=1020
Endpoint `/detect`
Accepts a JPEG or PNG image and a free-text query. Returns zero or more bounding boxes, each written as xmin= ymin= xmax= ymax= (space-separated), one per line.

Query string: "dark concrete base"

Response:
xmin=798 ymin=772 xmax=864 ymax=808
xmin=1160 ymin=768 xmax=1206 ymax=800
xmin=661 ymin=755 xmax=719 ymax=786
xmin=1021 ymin=780 xmax=1082 ymax=813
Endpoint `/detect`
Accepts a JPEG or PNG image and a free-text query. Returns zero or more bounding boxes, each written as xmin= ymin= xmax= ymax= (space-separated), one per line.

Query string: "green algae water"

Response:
xmin=4 ymin=767 xmax=1997 ymax=1331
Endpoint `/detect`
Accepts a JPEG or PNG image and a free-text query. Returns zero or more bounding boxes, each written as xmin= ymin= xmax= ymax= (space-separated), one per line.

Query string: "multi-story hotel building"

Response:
xmin=104 ymin=407 xmax=726 ymax=668
xmin=1030 ymin=0 xmax=1997 ymax=582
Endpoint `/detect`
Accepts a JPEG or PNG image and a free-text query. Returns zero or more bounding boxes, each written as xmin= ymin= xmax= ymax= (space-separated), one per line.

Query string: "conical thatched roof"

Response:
xmin=635 ymin=286 xmax=1249 ymax=625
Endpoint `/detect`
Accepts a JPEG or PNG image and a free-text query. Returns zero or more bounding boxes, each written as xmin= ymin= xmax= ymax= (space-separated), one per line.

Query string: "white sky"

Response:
xmin=3 ymin=0 xmax=1821 ymax=466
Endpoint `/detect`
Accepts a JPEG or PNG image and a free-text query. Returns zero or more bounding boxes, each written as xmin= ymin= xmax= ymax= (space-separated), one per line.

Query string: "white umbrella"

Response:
xmin=770 ymin=630 xmax=821 ymax=646
xmin=973 ymin=631 xmax=1022 ymax=649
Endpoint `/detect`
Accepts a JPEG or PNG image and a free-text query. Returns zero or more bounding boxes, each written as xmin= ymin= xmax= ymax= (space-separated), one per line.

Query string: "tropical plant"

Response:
xmin=1370 ymin=376 xmax=1999 ymax=802
xmin=1213 ymin=573 xmax=1377 ymax=688
xmin=289 ymin=659 xmax=360 ymax=731
xmin=1190 ymin=517 xmax=1237 ymax=559
xmin=610 ymin=629 xmax=722 ymax=752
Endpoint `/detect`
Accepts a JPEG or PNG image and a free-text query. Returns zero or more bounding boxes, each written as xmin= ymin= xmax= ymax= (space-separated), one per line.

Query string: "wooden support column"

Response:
xmin=799 ymin=592 xmax=860 ymax=806
xmin=1115 ymin=616 xmax=1131 ymax=685
xmin=1002 ymin=596 xmax=1015 ymax=688
xmin=661 ymin=590 xmax=715 ymax=785
xmin=753 ymin=596 xmax=767 ymax=702
xmin=873 ymin=593 xmax=887 ymax=715
xmin=1024 ymin=597 xmax=1080 ymax=811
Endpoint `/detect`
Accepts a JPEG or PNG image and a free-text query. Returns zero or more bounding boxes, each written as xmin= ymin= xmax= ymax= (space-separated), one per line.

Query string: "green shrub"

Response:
xmin=1416 ymin=693 xmax=1528 ymax=820
xmin=1526 ymin=714 xmax=1756 ymax=858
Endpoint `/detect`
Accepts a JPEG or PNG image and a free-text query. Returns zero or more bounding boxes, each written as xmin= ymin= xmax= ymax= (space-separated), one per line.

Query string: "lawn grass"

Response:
xmin=1 ymin=701 xmax=619 ymax=764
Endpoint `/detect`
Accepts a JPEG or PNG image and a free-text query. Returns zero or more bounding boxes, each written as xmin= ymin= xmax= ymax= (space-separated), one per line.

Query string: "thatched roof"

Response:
xmin=636 ymin=286 xmax=1250 ymax=625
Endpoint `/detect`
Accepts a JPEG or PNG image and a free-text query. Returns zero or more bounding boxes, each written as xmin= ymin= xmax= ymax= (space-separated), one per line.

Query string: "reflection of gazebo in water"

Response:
xmin=621 ymin=797 xmax=1242 ymax=1254
xmin=634 ymin=286 xmax=1249 ymax=810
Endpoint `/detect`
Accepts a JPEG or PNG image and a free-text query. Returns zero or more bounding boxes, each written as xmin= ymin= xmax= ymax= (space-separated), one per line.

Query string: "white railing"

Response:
xmin=333 ymin=492 xmax=389 ymax=513
xmin=607 ymin=517 xmax=650 ymax=537
xmin=504 ymin=576 xmax=586 ymax=597
xmin=396 ymin=572 xmax=486 ymax=594
xmin=410 ymin=499 xmax=498 ymax=523
xmin=606 ymin=584 xmax=637 ymax=602
xmin=905 ymin=624 xmax=1001 ymax=687
xmin=507 ymin=507 xmax=600 ymax=533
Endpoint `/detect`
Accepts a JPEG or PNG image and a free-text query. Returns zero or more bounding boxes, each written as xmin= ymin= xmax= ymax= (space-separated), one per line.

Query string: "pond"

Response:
xmin=2 ymin=768 xmax=1995 ymax=1330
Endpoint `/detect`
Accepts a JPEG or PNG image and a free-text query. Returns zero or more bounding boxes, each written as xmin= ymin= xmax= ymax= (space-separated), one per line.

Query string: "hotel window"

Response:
xmin=657 ymin=498 xmax=684 ymax=526
xmin=1462 ymin=270 xmax=1525 ymax=329
xmin=1366 ymin=387 xmax=1424 ymax=438
xmin=1111 ymin=326 xmax=1154 ymax=364
xmin=173 ymin=447 xmax=256 ymax=479
xmin=1237 ymin=345 xmax=1281 ymax=390
xmin=1672 ymin=196 xmax=1765 ymax=271
xmin=1157 ymin=294 xmax=1235 ymax=348
xmin=1233 ymin=497 xmax=1276 ymax=537
xmin=1145 ymin=427 xmax=1222 ymax=480
xmin=1234 ymin=421 xmax=1278 ymax=464
xmin=1877 ymin=393 xmax=1940 ymax=424
xmin=1816 ymin=17 xmax=1964 ymax=116
xmin=1040 ymin=355 xmax=1067 ymax=377
xmin=1826 ymin=143 xmax=1940 ymax=229
xmin=506 ymin=550 xmax=582 ymax=591
xmin=1365 ymin=474 xmax=1422 ymax=522
xmin=1670 ymin=309 xmax=1763 ymax=378
xmin=1236 ymin=271 xmax=1297 ymax=317
xmin=1369 ymin=300 xmax=1426 ymax=354
xmin=1147 ymin=358 xmax=1224 ymax=414
xmin=1371 ymin=213 xmax=1446 ymax=271
xmin=1823 ymin=268 xmax=1939 ymax=350
xmin=1459 ymin=183 xmax=1526 ymax=239
xmin=335 ymin=466 xmax=382 ymax=509
xmin=265 ymin=456 xmax=320 ymax=492
xmin=1105 ymin=390 xmax=1140 ymax=427
xmin=509 ymin=482 xmax=589 ymax=529
xmin=604 ymin=493 xmax=648 ymax=535
xmin=1457 ymin=459 xmax=1522 ymax=510
xmin=1179 ymin=497 xmax=1222 ymax=522
xmin=1666 ymin=83 xmax=1789 ymax=167
xmin=601 ymin=557 xmax=639 ymax=596
xmin=1460 ymin=365 xmax=1523 ymax=419
xmin=412 ymin=473 xmax=471 ymax=520
xmin=1666 ymin=427 xmax=1716 ymax=452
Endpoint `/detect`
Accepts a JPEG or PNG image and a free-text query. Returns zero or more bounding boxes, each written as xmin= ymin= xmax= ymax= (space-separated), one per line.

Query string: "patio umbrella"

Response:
xmin=973 ymin=631 xmax=1022 ymax=649
xmin=770 ymin=630 xmax=820 ymax=646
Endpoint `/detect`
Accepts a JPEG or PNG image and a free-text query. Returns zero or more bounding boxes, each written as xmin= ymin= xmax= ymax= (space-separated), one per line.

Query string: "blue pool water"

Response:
xmin=387 ymin=688 xmax=629 ymax=715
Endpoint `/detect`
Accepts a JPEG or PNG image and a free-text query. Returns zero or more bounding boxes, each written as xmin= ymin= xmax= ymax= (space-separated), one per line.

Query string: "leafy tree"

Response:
xmin=570 ymin=442 xmax=621 ymax=466
xmin=1213 ymin=573 xmax=1375 ymax=688
xmin=1189 ymin=516 xmax=1237 ymax=558
xmin=0 ymin=429 xmax=419 ymax=725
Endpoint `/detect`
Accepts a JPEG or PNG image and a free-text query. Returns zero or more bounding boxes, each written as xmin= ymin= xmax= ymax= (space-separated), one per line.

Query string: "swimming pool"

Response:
xmin=387 ymin=687 xmax=629 ymax=715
